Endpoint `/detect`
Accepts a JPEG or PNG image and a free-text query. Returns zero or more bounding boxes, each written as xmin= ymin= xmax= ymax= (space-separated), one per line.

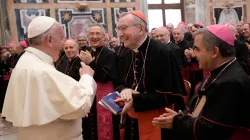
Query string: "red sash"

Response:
xmin=96 ymin=81 xmax=114 ymax=140
xmin=2 ymin=75 xmax=10 ymax=80
xmin=230 ymin=128 xmax=250 ymax=140
xmin=128 ymin=104 xmax=174 ymax=140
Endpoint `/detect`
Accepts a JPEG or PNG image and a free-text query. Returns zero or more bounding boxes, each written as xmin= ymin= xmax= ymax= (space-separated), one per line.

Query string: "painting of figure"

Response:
xmin=213 ymin=6 xmax=243 ymax=25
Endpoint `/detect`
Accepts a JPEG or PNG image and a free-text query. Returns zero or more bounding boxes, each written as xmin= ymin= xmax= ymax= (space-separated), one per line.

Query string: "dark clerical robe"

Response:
xmin=1 ymin=52 xmax=25 ymax=112
xmin=173 ymin=58 xmax=250 ymax=140
xmin=83 ymin=46 xmax=119 ymax=140
xmin=0 ymin=59 xmax=10 ymax=112
xmin=234 ymin=39 xmax=249 ymax=74
xmin=55 ymin=56 xmax=81 ymax=81
xmin=167 ymin=41 xmax=182 ymax=68
xmin=114 ymin=36 xmax=187 ymax=140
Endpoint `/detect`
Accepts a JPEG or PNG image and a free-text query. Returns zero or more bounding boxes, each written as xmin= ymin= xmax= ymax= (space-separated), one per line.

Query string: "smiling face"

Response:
xmin=63 ymin=40 xmax=79 ymax=60
xmin=117 ymin=14 xmax=143 ymax=49
xmin=242 ymin=23 xmax=250 ymax=39
xmin=154 ymin=27 xmax=170 ymax=44
xmin=173 ymin=28 xmax=184 ymax=43
xmin=87 ymin=25 xmax=105 ymax=48
xmin=77 ymin=36 xmax=88 ymax=47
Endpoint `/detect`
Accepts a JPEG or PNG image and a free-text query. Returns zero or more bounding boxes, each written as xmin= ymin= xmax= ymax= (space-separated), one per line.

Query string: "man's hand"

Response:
xmin=246 ymin=42 xmax=250 ymax=51
xmin=115 ymin=98 xmax=133 ymax=114
xmin=79 ymin=51 xmax=95 ymax=65
xmin=79 ymin=62 xmax=94 ymax=77
xmin=152 ymin=108 xmax=181 ymax=129
xmin=184 ymin=48 xmax=193 ymax=59
xmin=119 ymin=88 xmax=139 ymax=101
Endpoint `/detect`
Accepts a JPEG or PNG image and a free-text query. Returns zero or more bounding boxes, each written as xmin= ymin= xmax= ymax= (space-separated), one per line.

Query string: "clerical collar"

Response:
xmin=92 ymin=46 xmax=103 ymax=52
xmin=166 ymin=40 xmax=171 ymax=45
xmin=132 ymin=35 xmax=148 ymax=52
xmin=68 ymin=55 xmax=79 ymax=61
xmin=25 ymin=47 xmax=54 ymax=65
xmin=210 ymin=57 xmax=235 ymax=77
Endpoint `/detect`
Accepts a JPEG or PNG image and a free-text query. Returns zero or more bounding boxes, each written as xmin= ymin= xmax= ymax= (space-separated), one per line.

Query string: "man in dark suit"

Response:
xmin=153 ymin=24 xmax=250 ymax=140
xmin=154 ymin=26 xmax=183 ymax=67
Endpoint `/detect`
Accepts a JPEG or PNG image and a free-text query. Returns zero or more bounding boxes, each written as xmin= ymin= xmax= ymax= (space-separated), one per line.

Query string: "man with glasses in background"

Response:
xmin=154 ymin=26 xmax=183 ymax=67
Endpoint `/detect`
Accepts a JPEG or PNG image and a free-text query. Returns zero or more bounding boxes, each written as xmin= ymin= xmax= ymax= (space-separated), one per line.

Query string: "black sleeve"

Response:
xmin=172 ymin=115 xmax=235 ymax=140
xmin=132 ymin=47 xmax=186 ymax=112
xmin=89 ymin=50 xmax=117 ymax=82
xmin=235 ymin=40 xmax=249 ymax=73
xmin=132 ymin=93 xmax=184 ymax=112
xmin=113 ymin=50 xmax=132 ymax=92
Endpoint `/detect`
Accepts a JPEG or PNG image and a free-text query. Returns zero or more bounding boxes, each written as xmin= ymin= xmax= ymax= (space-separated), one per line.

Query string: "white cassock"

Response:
xmin=2 ymin=47 xmax=97 ymax=140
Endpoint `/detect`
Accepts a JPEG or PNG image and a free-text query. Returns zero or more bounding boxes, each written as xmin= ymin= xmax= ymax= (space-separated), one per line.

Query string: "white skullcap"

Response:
xmin=28 ymin=16 xmax=56 ymax=38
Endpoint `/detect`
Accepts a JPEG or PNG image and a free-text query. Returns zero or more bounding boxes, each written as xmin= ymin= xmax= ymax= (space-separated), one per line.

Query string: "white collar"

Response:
xmin=132 ymin=35 xmax=148 ymax=52
xmin=25 ymin=47 xmax=54 ymax=65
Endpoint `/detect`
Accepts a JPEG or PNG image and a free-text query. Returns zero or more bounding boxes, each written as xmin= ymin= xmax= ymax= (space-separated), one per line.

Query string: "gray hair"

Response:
xmin=119 ymin=12 xmax=148 ymax=32
xmin=194 ymin=28 xmax=235 ymax=57
xmin=64 ymin=39 xmax=79 ymax=48
xmin=77 ymin=34 xmax=88 ymax=41
xmin=87 ymin=23 xmax=106 ymax=36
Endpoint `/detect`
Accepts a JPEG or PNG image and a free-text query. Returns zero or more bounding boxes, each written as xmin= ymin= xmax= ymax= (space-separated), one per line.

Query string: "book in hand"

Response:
xmin=99 ymin=92 xmax=124 ymax=115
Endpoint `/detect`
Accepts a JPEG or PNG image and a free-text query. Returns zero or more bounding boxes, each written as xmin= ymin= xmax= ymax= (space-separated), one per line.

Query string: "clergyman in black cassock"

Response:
xmin=114 ymin=11 xmax=186 ymax=140
xmin=153 ymin=24 xmax=250 ymax=140
xmin=79 ymin=23 xmax=119 ymax=140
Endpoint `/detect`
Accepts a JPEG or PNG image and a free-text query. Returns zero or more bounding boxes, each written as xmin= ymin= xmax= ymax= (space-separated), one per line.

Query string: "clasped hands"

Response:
xmin=114 ymin=88 xmax=139 ymax=114
xmin=152 ymin=108 xmax=184 ymax=129
xmin=79 ymin=50 xmax=95 ymax=65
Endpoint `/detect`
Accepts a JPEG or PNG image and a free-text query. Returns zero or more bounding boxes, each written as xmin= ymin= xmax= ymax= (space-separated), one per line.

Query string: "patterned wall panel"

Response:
xmin=15 ymin=9 xmax=50 ymax=41
xmin=56 ymin=8 xmax=107 ymax=39
xmin=55 ymin=0 xmax=104 ymax=3
xmin=14 ymin=0 xmax=48 ymax=3
xmin=110 ymin=0 xmax=135 ymax=2
xmin=111 ymin=7 xmax=135 ymax=37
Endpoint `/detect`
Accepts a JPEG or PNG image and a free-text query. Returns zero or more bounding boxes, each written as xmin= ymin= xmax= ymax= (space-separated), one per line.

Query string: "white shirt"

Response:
xmin=2 ymin=47 xmax=97 ymax=140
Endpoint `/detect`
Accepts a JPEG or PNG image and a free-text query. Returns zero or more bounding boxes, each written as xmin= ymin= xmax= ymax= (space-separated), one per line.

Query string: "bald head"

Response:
xmin=155 ymin=27 xmax=170 ymax=44
xmin=166 ymin=23 xmax=174 ymax=33
xmin=110 ymin=37 xmax=119 ymax=48
xmin=63 ymin=39 xmax=79 ymax=60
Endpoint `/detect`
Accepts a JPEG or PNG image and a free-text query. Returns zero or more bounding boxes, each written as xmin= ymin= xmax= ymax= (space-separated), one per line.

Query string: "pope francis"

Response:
xmin=2 ymin=16 xmax=97 ymax=140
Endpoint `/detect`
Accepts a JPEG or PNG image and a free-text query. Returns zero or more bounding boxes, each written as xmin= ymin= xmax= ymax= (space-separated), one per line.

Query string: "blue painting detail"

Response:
xmin=56 ymin=8 xmax=107 ymax=39
xmin=111 ymin=7 xmax=135 ymax=37
xmin=15 ymin=9 xmax=50 ymax=41
xmin=14 ymin=0 xmax=48 ymax=3
xmin=54 ymin=0 xmax=104 ymax=3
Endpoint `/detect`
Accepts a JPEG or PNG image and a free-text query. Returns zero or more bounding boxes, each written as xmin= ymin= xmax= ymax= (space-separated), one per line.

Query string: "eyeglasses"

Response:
xmin=115 ymin=24 xmax=141 ymax=32
xmin=155 ymin=33 xmax=168 ymax=38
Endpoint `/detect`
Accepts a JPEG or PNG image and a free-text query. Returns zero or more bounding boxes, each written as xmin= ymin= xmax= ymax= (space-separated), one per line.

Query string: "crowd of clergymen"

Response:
xmin=1 ymin=14 xmax=250 ymax=140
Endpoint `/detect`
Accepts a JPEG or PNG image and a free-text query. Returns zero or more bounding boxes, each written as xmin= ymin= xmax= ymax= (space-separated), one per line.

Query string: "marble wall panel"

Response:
xmin=56 ymin=8 xmax=107 ymax=39
xmin=15 ymin=9 xmax=50 ymax=41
